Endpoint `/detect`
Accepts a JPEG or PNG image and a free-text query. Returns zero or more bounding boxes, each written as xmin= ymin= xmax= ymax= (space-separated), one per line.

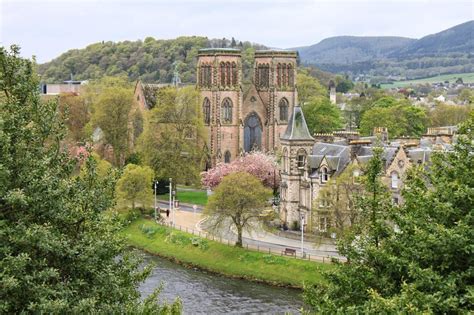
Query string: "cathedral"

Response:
xmin=196 ymin=48 xmax=298 ymax=166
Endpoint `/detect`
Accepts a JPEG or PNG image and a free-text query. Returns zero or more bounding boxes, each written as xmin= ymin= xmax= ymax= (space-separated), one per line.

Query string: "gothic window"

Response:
xmin=224 ymin=151 xmax=231 ymax=163
xmin=232 ymin=62 xmax=237 ymax=86
xmin=256 ymin=63 xmax=269 ymax=88
xmin=244 ymin=113 xmax=262 ymax=152
xmin=220 ymin=62 xmax=226 ymax=86
xmin=200 ymin=63 xmax=212 ymax=87
xmin=279 ymin=98 xmax=289 ymax=121
xmin=277 ymin=63 xmax=281 ymax=87
xmin=221 ymin=98 xmax=233 ymax=123
xmin=391 ymin=171 xmax=399 ymax=189
xmin=288 ymin=63 xmax=294 ymax=86
xmin=282 ymin=148 xmax=288 ymax=173
xmin=321 ymin=167 xmax=329 ymax=182
xmin=226 ymin=62 xmax=231 ymax=86
xmin=282 ymin=63 xmax=287 ymax=87
xmin=203 ymin=97 xmax=211 ymax=124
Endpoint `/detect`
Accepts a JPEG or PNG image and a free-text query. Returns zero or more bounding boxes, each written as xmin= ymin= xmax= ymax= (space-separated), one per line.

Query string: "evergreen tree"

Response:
xmin=0 ymin=46 xmax=180 ymax=313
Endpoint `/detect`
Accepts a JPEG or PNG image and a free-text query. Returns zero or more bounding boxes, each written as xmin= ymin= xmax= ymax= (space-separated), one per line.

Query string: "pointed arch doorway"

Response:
xmin=244 ymin=113 xmax=262 ymax=152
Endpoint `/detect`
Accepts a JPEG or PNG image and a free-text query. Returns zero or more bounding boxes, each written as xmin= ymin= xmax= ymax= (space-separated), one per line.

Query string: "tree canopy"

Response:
xmin=302 ymin=97 xmax=343 ymax=134
xmin=116 ymin=164 xmax=154 ymax=210
xmin=0 ymin=46 xmax=180 ymax=313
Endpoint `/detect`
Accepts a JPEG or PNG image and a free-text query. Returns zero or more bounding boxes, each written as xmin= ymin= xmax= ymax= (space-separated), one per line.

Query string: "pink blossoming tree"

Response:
xmin=201 ymin=152 xmax=280 ymax=190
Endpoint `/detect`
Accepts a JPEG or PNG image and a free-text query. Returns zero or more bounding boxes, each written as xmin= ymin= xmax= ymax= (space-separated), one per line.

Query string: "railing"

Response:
xmin=158 ymin=220 xmax=345 ymax=264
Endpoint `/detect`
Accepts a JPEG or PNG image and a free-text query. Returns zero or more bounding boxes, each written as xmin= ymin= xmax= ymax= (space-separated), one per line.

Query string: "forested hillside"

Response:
xmin=38 ymin=36 xmax=267 ymax=83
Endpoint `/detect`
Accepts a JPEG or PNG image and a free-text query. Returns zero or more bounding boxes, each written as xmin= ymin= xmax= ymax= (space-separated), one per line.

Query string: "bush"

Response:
xmin=291 ymin=220 xmax=300 ymax=231
xmin=190 ymin=237 xmax=209 ymax=250
xmin=139 ymin=224 xmax=168 ymax=238
xmin=238 ymin=252 xmax=260 ymax=263
xmin=262 ymin=254 xmax=287 ymax=265
xmin=165 ymin=232 xmax=191 ymax=246
xmin=123 ymin=209 xmax=140 ymax=225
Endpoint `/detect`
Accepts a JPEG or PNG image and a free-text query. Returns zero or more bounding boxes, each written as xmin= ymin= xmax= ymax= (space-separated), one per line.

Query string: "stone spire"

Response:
xmin=281 ymin=104 xmax=314 ymax=141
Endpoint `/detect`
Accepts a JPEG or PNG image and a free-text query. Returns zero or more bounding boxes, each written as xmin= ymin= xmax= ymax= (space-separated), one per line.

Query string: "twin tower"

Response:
xmin=197 ymin=48 xmax=298 ymax=166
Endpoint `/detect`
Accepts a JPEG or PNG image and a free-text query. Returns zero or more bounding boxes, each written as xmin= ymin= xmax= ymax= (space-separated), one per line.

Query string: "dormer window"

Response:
xmin=321 ymin=167 xmax=329 ymax=183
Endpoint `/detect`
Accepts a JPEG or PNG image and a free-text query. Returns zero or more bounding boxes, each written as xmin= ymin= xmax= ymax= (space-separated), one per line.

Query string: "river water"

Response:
xmin=139 ymin=253 xmax=304 ymax=314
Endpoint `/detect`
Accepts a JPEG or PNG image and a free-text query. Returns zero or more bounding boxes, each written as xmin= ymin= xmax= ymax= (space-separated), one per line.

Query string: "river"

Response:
xmin=139 ymin=253 xmax=304 ymax=314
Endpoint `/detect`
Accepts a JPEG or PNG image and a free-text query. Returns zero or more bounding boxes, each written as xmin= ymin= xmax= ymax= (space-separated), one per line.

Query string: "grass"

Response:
xmin=381 ymin=72 xmax=474 ymax=89
xmin=122 ymin=218 xmax=333 ymax=288
xmin=157 ymin=190 xmax=208 ymax=206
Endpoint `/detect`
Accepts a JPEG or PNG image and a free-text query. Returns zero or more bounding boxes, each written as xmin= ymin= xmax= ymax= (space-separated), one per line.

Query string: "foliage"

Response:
xmin=296 ymin=69 xmax=327 ymax=105
xmin=116 ymin=164 xmax=154 ymax=210
xmin=303 ymin=117 xmax=474 ymax=313
xmin=302 ymin=97 xmax=343 ymax=134
xmin=38 ymin=36 xmax=267 ymax=84
xmin=57 ymin=92 xmax=90 ymax=141
xmin=313 ymin=164 xmax=364 ymax=235
xmin=428 ymin=103 xmax=472 ymax=127
xmin=201 ymin=151 xmax=280 ymax=189
xmin=0 ymin=46 xmax=180 ymax=314
xmin=205 ymin=172 xmax=272 ymax=247
xmin=359 ymin=96 xmax=428 ymax=137
xmin=138 ymin=86 xmax=206 ymax=186
xmin=86 ymin=76 xmax=136 ymax=166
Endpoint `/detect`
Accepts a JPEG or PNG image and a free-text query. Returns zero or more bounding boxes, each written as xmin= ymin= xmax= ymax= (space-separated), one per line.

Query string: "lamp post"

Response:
xmin=154 ymin=180 xmax=158 ymax=222
xmin=301 ymin=212 xmax=305 ymax=258
xmin=169 ymin=178 xmax=172 ymax=224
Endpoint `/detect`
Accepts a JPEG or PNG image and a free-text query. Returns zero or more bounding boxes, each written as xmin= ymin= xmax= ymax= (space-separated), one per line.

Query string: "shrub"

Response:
xmin=238 ymin=252 xmax=260 ymax=263
xmin=263 ymin=254 xmax=288 ymax=265
xmin=190 ymin=237 xmax=209 ymax=250
xmin=165 ymin=232 xmax=191 ymax=246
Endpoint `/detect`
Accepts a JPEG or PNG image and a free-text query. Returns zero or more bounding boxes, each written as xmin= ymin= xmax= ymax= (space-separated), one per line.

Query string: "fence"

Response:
xmin=158 ymin=220 xmax=345 ymax=264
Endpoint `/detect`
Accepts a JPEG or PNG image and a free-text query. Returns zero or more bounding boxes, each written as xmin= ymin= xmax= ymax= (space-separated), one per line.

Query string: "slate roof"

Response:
xmin=308 ymin=143 xmax=350 ymax=175
xmin=281 ymin=104 xmax=314 ymax=141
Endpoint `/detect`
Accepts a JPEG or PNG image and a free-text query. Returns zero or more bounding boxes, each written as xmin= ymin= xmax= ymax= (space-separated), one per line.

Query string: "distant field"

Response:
xmin=381 ymin=72 xmax=474 ymax=89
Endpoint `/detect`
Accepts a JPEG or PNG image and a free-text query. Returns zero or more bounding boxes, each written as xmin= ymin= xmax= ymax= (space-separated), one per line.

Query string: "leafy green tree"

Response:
xmin=138 ymin=86 xmax=206 ymax=186
xmin=0 ymin=46 xmax=180 ymax=313
xmin=303 ymin=97 xmax=343 ymax=134
xmin=88 ymin=77 xmax=134 ymax=166
xmin=429 ymin=103 xmax=472 ymax=127
xmin=205 ymin=172 xmax=271 ymax=247
xmin=304 ymin=117 xmax=474 ymax=313
xmin=296 ymin=69 xmax=327 ymax=105
xmin=116 ymin=164 xmax=154 ymax=210
xmin=57 ymin=92 xmax=90 ymax=142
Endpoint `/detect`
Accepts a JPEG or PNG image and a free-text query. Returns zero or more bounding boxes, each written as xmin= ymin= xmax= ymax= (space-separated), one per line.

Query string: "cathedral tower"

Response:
xmin=197 ymin=48 xmax=242 ymax=166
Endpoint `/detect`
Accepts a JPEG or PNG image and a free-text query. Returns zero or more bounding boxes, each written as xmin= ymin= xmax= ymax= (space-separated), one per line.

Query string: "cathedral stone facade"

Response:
xmin=197 ymin=48 xmax=298 ymax=166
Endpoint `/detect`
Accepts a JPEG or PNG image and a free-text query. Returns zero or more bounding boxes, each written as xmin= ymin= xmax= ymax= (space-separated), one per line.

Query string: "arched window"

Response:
xmin=297 ymin=149 xmax=306 ymax=169
xmin=220 ymin=62 xmax=226 ymax=86
xmin=257 ymin=64 xmax=269 ymax=88
xmin=277 ymin=63 xmax=281 ymax=87
xmin=279 ymin=98 xmax=289 ymax=121
xmin=288 ymin=63 xmax=294 ymax=86
xmin=222 ymin=98 xmax=233 ymax=123
xmin=224 ymin=151 xmax=231 ymax=163
xmin=231 ymin=62 xmax=237 ymax=86
xmin=203 ymin=98 xmax=211 ymax=124
xmin=282 ymin=148 xmax=288 ymax=173
xmin=226 ymin=62 xmax=231 ymax=86
xmin=391 ymin=171 xmax=399 ymax=189
xmin=321 ymin=167 xmax=329 ymax=182
xmin=282 ymin=64 xmax=287 ymax=87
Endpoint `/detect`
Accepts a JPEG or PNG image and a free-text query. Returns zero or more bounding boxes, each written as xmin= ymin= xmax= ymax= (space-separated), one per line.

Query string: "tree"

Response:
xmin=138 ymin=86 xmax=206 ymax=186
xmin=116 ymin=164 xmax=154 ymax=210
xmin=201 ymin=152 xmax=280 ymax=190
xmin=0 ymin=46 xmax=180 ymax=313
xmin=429 ymin=103 xmax=472 ymax=127
xmin=296 ymin=69 xmax=327 ymax=105
xmin=205 ymin=172 xmax=272 ymax=247
xmin=88 ymin=77 xmax=134 ymax=166
xmin=303 ymin=117 xmax=474 ymax=313
xmin=302 ymin=97 xmax=343 ymax=134
xmin=57 ymin=92 xmax=90 ymax=142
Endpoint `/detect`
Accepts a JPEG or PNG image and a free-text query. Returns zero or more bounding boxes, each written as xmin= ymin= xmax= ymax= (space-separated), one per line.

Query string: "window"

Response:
xmin=391 ymin=172 xmax=399 ymax=189
xmin=226 ymin=62 xmax=231 ymax=86
xmin=279 ymin=98 xmax=289 ymax=121
xmin=256 ymin=63 xmax=269 ymax=88
xmin=199 ymin=63 xmax=212 ymax=87
xmin=277 ymin=63 xmax=281 ymax=87
xmin=282 ymin=64 xmax=287 ymax=87
xmin=321 ymin=167 xmax=329 ymax=183
xmin=222 ymin=98 xmax=233 ymax=123
xmin=224 ymin=151 xmax=231 ymax=163
xmin=297 ymin=154 xmax=305 ymax=168
xmin=282 ymin=148 xmax=288 ymax=173
xmin=319 ymin=217 xmax=328 ymax=232
xmin=203 ymin=98 xmax=211 ymax=124
xmin=288 ymin=63 xmax=294 ymax=86
xmin=393 ymin=197 xmax=399 ymax=205
xmin=220 ymin=62 xmax=226 ymax=86
xmin=231 ymin=62 xmax=237 ymax=86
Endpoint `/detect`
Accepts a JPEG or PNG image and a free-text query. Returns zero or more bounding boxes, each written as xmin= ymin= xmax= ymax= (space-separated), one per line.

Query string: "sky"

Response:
xmin=1 ymin=0 xmax=473 ymax=63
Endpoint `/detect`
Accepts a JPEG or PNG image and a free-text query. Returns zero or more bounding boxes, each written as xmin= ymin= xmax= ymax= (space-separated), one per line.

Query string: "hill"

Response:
xmin=297 ymin=21 xmax=474 ymax=80
xmin=38 ymin=37 xmax=267 ymax=84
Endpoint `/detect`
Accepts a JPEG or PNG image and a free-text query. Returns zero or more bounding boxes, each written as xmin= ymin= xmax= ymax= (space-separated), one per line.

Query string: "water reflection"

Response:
xmin=139 ymin=253 xmax=304 ymax=314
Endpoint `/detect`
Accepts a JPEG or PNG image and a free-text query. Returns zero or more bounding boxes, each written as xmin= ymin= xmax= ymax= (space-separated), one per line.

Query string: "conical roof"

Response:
xmin=281 ymin=104 xmax=314 ymax=141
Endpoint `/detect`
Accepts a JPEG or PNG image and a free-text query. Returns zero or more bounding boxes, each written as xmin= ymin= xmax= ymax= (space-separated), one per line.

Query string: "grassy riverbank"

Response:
xmin=122 ymin=218 xmax=333 ymax=288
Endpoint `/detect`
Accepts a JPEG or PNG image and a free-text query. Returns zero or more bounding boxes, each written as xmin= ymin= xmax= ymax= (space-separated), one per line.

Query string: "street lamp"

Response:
xmin=154 ymin=180 xmax=158 ymax=222
xmin=300 ymin=212 xmax=306 ymax=258
xmin=169 ymin=178 xmax=172 ymax=224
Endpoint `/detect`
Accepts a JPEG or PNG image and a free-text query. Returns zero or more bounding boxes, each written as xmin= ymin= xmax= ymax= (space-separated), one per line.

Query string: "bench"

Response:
xmin=282 ymin=248 xmax=296 ymax=257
